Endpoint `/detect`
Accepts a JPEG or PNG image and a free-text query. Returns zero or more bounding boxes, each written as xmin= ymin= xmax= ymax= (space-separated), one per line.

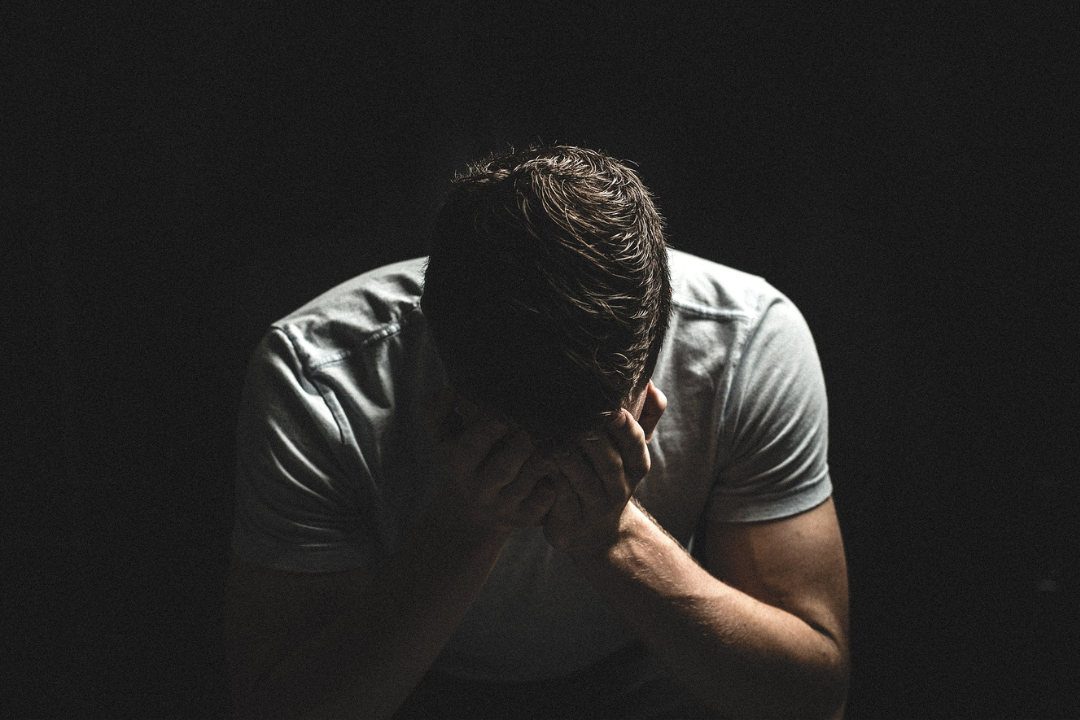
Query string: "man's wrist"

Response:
xmin=559 ymin=501 xmax=646 ymax=563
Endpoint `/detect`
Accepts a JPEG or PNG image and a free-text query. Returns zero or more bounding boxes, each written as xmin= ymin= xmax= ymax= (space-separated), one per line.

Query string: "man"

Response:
xmin=226 ymin=146 xmax=849 ymax=718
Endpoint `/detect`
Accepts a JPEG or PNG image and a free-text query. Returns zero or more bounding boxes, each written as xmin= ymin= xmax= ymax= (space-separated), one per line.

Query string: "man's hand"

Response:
xmin=423 ymin=388 xmax=558 ymax=534
xmin=543 ymin=407 xmax=654 ymax=555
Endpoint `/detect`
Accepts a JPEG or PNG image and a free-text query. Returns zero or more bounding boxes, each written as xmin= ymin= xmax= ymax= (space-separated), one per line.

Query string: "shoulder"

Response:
xmin=667 ymin=248 xmax=787 ymax=325
xmin=664 ymin=249 xmax=820 ymax=387
xmin=664 ymin=248 xmax=807 ymax=363
xmin=270 ymin=257 xmax=429 ymax=369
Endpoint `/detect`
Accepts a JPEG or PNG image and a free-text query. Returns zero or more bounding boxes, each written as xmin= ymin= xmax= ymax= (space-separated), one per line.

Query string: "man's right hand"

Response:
xmin=423 ymin=388 xmax=558 ymax=533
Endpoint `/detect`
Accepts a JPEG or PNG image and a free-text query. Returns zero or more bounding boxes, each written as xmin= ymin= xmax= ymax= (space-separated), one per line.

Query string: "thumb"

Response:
xmin=638 ymin=381 xmax=667 ymax=443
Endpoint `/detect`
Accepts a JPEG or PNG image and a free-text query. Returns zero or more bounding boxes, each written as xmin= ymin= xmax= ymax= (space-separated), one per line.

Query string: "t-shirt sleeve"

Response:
xmin=230 ymin=327 xmax=378 ymax=573
xmin=707 ymin=296 xmax=833 ymax=523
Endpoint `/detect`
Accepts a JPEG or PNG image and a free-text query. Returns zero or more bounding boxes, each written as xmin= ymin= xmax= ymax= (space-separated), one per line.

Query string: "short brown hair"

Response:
xmin=422 ymin=145 xmax=671 ymax=444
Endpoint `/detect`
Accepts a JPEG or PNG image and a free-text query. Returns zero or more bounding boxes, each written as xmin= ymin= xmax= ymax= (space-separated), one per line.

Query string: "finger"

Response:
xmin=555 ymin=448 xmax=608 ymax=507
xmin=605 ymin=409 xmax=651 ymax=482
xmin=549 ymin=471 xmax=583 ymax=521
xmin=577 ymin=431 xmax=627 ymax=500
xmin=451 ymin=417 xmax=513 ymax=474
xmin=500 ymin=449 xmax=557 ymax=502
xmin=478 ymin=429 xmax=536 ymax=492
xmin=639 ymin=382 xmax=668 ymax=443
xmin=519 ymin=475 xmax=558 ymax=524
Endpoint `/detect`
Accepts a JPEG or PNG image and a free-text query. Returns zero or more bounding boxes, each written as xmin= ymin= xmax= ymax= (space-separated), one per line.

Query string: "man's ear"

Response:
xmin=638 ymin=381 xmax=667 ymax=443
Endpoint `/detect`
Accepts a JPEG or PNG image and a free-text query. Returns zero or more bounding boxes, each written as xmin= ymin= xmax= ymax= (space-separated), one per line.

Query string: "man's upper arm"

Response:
xmin=704 ymin=293 xmax=848 ymax=649
xmin=705 ymin=498 xmax=849 ymax=651
xmin=233 ymin=327 xmax=376 ymax=573
xmin=227 ymin=329 xmax=378 ymax=711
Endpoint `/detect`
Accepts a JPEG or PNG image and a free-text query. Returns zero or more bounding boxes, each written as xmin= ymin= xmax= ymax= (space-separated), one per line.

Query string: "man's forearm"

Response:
xmin=245 ymin=509 xmax=510 ymax=719
xmin=238 ymin=403 xmax=558 ymax=719
xmin=566 ymin=502 xmax=848 ymax=720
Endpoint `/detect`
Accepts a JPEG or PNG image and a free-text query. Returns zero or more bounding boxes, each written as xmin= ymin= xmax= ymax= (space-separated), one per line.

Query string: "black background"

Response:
xmin=5 ymin=2 xmax=1078 ymax=718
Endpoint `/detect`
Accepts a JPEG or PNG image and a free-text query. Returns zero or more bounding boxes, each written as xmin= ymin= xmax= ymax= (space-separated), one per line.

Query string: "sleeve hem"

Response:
xmin=708 ymin=475 xmax=833 ymax=524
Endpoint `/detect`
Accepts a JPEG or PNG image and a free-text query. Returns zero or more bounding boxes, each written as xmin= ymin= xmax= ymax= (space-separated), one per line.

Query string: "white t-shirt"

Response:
xmin=231 ymin=248 xmax=833 ymax=681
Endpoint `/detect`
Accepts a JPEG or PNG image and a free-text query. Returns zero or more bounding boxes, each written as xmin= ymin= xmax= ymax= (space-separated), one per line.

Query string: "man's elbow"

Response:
xmin=784 ymin=639 xmax=849 ymax=720
xmin=785 ymin=620 xmax=849 ymax=719
xmin=810 ymin=651 xmax=850 ymax=720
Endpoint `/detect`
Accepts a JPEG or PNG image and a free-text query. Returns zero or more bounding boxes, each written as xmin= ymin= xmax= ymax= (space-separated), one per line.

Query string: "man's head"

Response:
xmin=421 ymin=145 xmax=671 ymax=446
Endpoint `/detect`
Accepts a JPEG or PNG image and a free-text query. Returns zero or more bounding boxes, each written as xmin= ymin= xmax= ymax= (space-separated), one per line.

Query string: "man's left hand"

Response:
xmin=543 ymin=408 xmax=653 ymax=555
